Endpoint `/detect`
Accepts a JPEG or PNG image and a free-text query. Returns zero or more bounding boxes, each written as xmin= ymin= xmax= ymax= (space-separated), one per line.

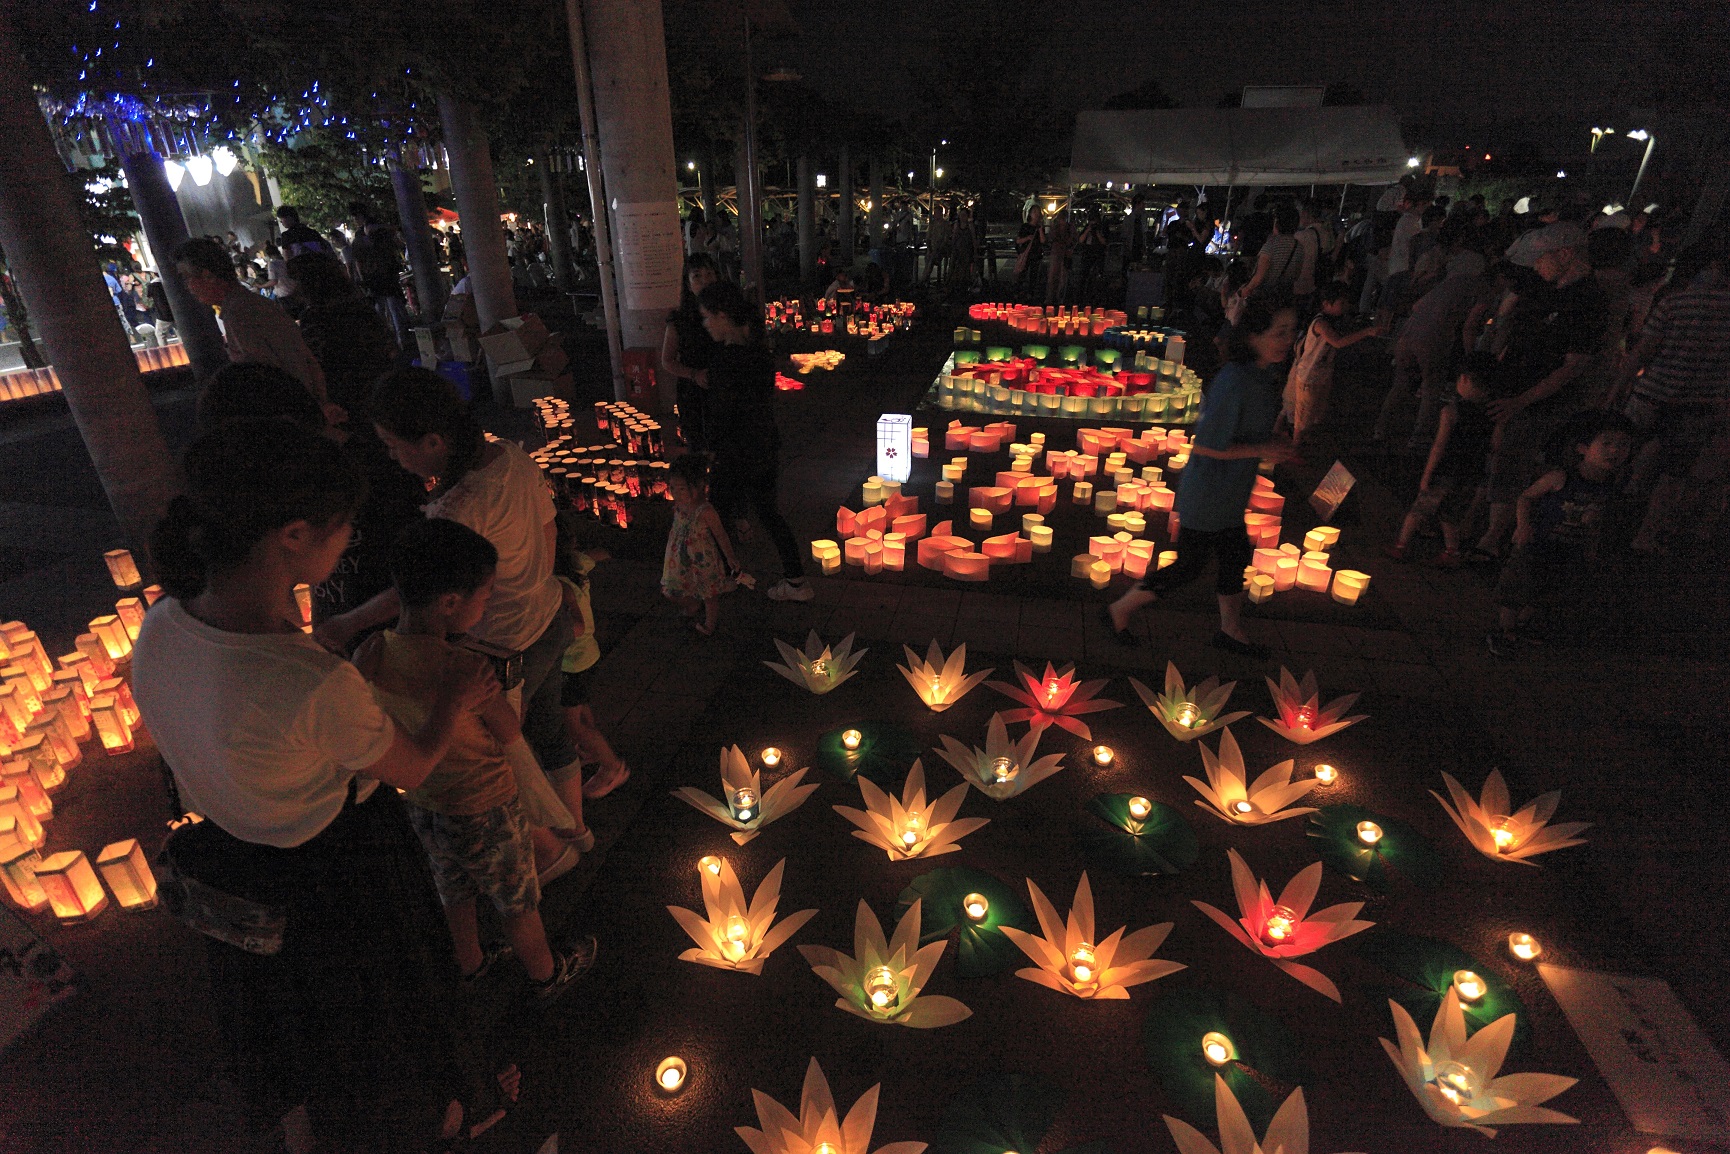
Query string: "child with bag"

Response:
xmin=356 ymin=518 xmax=596 ymax=998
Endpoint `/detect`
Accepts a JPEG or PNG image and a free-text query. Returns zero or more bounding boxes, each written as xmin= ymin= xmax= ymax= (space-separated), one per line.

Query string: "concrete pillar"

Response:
xmin=698 ymin=143 xmax=717 ymax=221
xmin=838 ymin=144 xmax=855 ymax=270
xmin=391 ymin=159 xmax=448 ymax=324
xmin=437 ymin=94 xmax=517 ymax=332
xmin=797 ymin=154 xmax=815 ymax=286
xmin=736 ymin=136 xmax=765 ymax=299
xmin=582 ymin=0 xmax=683 ymax=402
xmin=539 ymin=155 xmax=576 ymax=292
xmin=117 ymin=149 xmax=227 ymax=381
xmin=868 ymin=157 xmax=883 ymax=258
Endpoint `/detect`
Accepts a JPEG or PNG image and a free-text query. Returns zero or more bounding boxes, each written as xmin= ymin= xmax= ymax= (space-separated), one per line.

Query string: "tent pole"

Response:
xmin=1337 ymin=183 xmax=1349 ymax=217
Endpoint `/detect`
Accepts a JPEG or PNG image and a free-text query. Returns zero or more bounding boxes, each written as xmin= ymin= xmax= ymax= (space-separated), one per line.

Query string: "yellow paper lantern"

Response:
xmin=96 ymin=838 xmax=158 ymax=910
xmin=90 ymin=695 xmax=134 ymax=754
xmin=35 ymin=850 xmax=109 ymax=923
xmin=0 ymin=843 xmax=49 ymax=911
xmin=103 ymin=549 xmax=143 ymax=589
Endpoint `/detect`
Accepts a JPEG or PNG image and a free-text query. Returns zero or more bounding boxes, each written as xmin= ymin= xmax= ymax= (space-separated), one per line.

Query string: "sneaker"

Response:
xmin=533 ymin=936 xmax=598 ymax=1001
xmin=463 ymin=942 xmax=514 ymax=983
xmin=766 ymin=578 xmax=815 ymax=602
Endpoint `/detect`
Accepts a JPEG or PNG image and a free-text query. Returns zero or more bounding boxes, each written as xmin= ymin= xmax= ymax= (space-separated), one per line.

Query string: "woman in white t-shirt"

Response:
xmin=317 ymin=369 xmax=582 ymax=876
xmin=133 ymin=420 xmax=501 ymax=1149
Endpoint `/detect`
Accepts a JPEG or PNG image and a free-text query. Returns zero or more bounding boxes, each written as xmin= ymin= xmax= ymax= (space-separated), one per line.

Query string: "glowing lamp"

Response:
xmin=1313 ymin=764 xmax=1338 ymax=784
xmin=1173 ymin=701 xmax=1200 ymax=729
xmin=969 ymin=507 xmax=993 ymax=530
xmin=96 ymin=838 xmax=158 ymax=910
xmin=1073 ymin=481 xmax=1094 ymax=504
xmin=864 ymin=964 xmax=899 ymax=1011
xmin=698 ymin=855 xmax=723 ymax=877
xmin=94 ymin=677 xmax=139 ymax=727
xmin=142 ymin=584 xmax=164 ymax=606
xmin=760 ymin=746 xmax=782 ymax=768
xmin=1490 ymin=818 xmax=1518 ymax=852
xmin=0 ymin=787 xmax=45 ymax=849
xmin=989 ymin=756 xmax=1019 ymax=785
xmin=36 ymin=850 xmax=108 ymax=923
xmin=74 ymin=633 xmax=117 ymax=680
xmin=211 ymin=145 xmax=239 ymax=177
xmin=0 ymin=844 xmax=48 ymax=911
xmin=1089 ymin=560 xmax=1112 ymax=589
xmin=1508 ymin=932 xmax=1543 ymax=962
xmin=1 ymin=762 xmax=52 ymax=819
xmin=841 ymin=729 xmax=863 ymax=752
xmin=730 ymin=786 xmax=757 ymax=822
xmin=654 ymin=1056 xmax=687 ymax=1093
xmin=186 ymin=154 xmax=214 ymax=186
xmin=1451 ymin=969 xmax=1487 ymax=1002
xmin=1092 ymin=745 xmax=1114 ymax=766
xmin=1356 ymin=820 xmax=1383 ymax=845
xmin=1260 ymin=904 xmax=1298 ymax=946
xmin=1127 ymin=796 xmax=1152 ymax=821
xmin=1069 ymin=942 xmax=1097 ymax=986
xmin=103 ymin=549 xmax=143 ymax=589
xmin=293 ymin=584 xmax=313 ymax=632
xmin=814 ymin=1145 xmax=839 ymax=1154
xmin=89 ymin=615 xmax=132 ymax=662
xmin=1432 ymin=1060 xmax=1480 ymax=1106
xmin=1230 ymin=799 xmax=1255 ymax=819
xmin=1331 ymin=570 xmax=1371 ymax=606
xmin=935 ymin=480 xmax=955 ymax=503
xmin=1201 ymin=1031 xmax=1236 ymax=1066
xmin=963 ymin=892 xmax=989 ymax=922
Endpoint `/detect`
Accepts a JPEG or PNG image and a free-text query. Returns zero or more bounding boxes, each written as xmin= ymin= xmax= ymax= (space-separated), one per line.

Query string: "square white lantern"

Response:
xmin=876 ymin=414 xmax=913 ymax=484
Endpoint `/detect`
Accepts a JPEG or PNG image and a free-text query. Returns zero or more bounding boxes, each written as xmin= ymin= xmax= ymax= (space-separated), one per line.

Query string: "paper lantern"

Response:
xmin=26 ymin=712 xmax=81 ymax=772
xmin=10 ymin=735 xmax=60 ymax=793
xmin=935 ymin=480 xmax=954 ymax=503
xmin=1158 ymin=550 xmax=1178 ymax=570
xmin=863 ymin=542 xmax=885 ymax=575
xmin=1248 ymin=490 xmax=1285 ymax=514
xmin=0 ymin=842 xmax=47 ymax=911
xmin=103 ymin=549 xmax=143 ymax=589
xmin=141 ymin=584 xmax=164 ymax=606
xmin=0 ymin=787 xmax=44 ymax=848
xmin=941 ymin=463 xmax=967 ymax=484
xmin=1089 ymin=561 xmax=1112 ymax=589
xmin=861 ymin=478 xmax=885 ymax=506
xmin=983 ymin=533 xmax=1032 ymax=563
xmin=1094 ymin=490 xmax=1118 ymax=514
xmin=97 ymin=838 xmax=158 ymax=910
xmin=875 ymin=415 xmax=913 ymax=483
xmin=968 ymin=508 xmax=994 ymax=531
xmin=1 ymin=760 xmax=51 ymax=820
xmin=91 ymin=695 xmax=134 ymax=754
xmin=1247 ymin=574 xmax=1276 ymax=604
xmin=1296 ymin=553 xmax=1332 ymax=592
xmin=943 ymin=551 xmax=991 ymax=582
xmin=811 ymin=540 xmax=842 ymax=575
xmin=89 ymin=616 xmax=132 ymax=663
xmin=1029 ymin=526 xmax=1054 ymax=551
xmin=891 ymin=513 xmax=927 ymax=540
xmin=1252 ymin=547 xmax=1284 ymax=575
xmin=1122 ymin=549 xmax=1151 ymax=580
xmin=95 ymin=677 xmax=139 ymax=727
xmin=882 ymin=533 xmax=907 ymax=571
xmin=35 ymin=850 xmax=108 ymax=923
xmin=1331 ymin=570 xmax=1371 ymax=605
xmin=1 ymin=665 xmax=41 ymax=717
xmin=1305 ymin=526 xmax=1341 ymax=552
xmin=1273 ymin=557 xmax=1300 ymax=591
xmin=968 ymin=486 xmax=1013 ymax=513
xmin=1073 ymin=482 xmax=1094 ymax=504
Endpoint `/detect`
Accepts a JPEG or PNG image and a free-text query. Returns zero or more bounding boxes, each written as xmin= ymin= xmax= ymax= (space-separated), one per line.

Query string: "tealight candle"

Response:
xmin=1069 ymin=942 xmax=1097 ymax=985
xmin=1432 ymin=1060 xmax=1480 ymax=1106
xmin=1092 ymin=745 xmax=1114 ymax=766
xmin=1127 ymin=796 xmax=1152 ymax=820
xmin=655 ymin=1056 xmax=687 ymax=1093
xmin=1356 ymin=820 xmax=1384 ymax=845
xmin=1173 ymin=701 xmax=1200 ymax=728
xmin=1508 ymin=932 xmax=1543 ymax=961
xmin=864 ymin=964 xmax=898 ymax=1011
xmin=1294 ymin=705 xmax=1317 ymax=730
xmin=1451 ymin=969 xmax=1487 ymax=1002
xmin=1313 ymin=764 xmax=1339 ymax=784
xmin=963 ymin=892 xmax=990 ymax=922
xmin=989 ymin=756 xmax=1019 ymax=785
xmin=1260 ymin=904 xmax=1298 ymax=946
xmin=841 ymin=729 xmax=863 ymax=751
xmin=1202 ymin=1031 xmax=1236 ymax=1066
xmin=698 ymin=855 xmax=723 ymax=877
xmin=761 ymin=746 xmax=782 ymax=768
xmin=1490 ymin=818 xmax=1518 ymax=852
xmin=731 ymin=787 xmax=758 ymax=822
xmin=1231 ymin=799 xmax=1255 ymax=818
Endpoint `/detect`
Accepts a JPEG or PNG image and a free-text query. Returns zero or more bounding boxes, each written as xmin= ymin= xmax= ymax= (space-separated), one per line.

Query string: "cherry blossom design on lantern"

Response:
xmin=896 ymin=641 xmax=994 ymax=712
xmin=1431 ymin=770 xmax=1590 ymax=865
xmin=985 ymin=660 xmax=1122 ymax=741
xmin=735 ymin=1057 xmax=928 ymax=1154
xmin=1164 ymin=1074 xmax=1363 ymax=1154
xmin=1130 ymin=662 xmax=1251 ymax=742
xmin=833 ymin=759 xmax=989 ymax=861
xmin=765 ymin=630 xmax=868 ymax=695
xmin=1185 ymin=728 xmax=1318 ymax=826
xmin=1191 ymin=849 xmax=1375 ymax=1003
xmin=665 ymin=857 xmax=817 ymax=975
xmin=934 ymin=712 xmax=1067 ymax=801
xmin=798 ymin=899 xmax=972 ymax=1029
xmin=998 ymin=871 xmax=1185 ymax=999
xmin=1257 ymin=667 xmax=1368 ymax=745
xmin=671 ymin=744 xmax=818 ymax=845
xmin=1380 ymin=989 xmax=1578 ymax=1136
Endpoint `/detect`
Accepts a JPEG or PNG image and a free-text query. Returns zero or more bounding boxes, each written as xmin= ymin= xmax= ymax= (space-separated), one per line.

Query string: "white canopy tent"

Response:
xmin=1069 ymin=105 xmax=1410 ymax=187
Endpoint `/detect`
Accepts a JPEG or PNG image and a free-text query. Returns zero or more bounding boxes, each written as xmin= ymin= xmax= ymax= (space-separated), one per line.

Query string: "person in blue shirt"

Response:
xmin=1105 ymin=297 xmax=1298 ymax=657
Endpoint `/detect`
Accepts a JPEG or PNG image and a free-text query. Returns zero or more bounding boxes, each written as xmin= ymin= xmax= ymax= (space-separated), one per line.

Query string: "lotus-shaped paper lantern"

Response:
xmin=666 ymin=857 xmax=817 ymax=974
xmin=1131 ymin=663 xmax=1251 ymax=742
xmin=766 ymin=630 xmax=868 ymax=695
xmin=737 ymin=1057 xmax=927 ymax=1154
xmin=1257 ymin=668 xmax=1368 ymax=744
xmin=1165 ymin=1075 xmax=1359 ymax=1154
xmin=1185 ymin=729 xmax=1317 ymax=826
xmin=934 ymin=712 xmax=1066 ymax=801
xmin=1380 ymin=989 xmax=1578 ymax=1136
xmin=834 ymin=759 xmax=988 ymax=861
xmin=1431 ymin=770 xmax=1589 ymax=865
xmin=897 ymin=641 xmax=993 ymax=712
xmin=799 ymin=899 xmax=972 ymax=1029
xmin=999 ymin=871 xmax=1184 ymax=999
xmin=672 ymin=745 xmax=818 ymax=845
xmin=985 ymin=661 xmax=1121 ymax=740
xmin=1192 ymin=850 xmax=1374 ymax=1002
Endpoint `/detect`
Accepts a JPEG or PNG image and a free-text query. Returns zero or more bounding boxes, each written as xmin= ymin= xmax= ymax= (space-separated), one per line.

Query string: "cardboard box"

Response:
xmin=442 ymin=290 xmax=478 ymax=327
xmin=413 ymin=327 xmax=440 ymax=363
xmin=502 ymin=370 xmax=573 ymax=409
xmin=478 ymin=314 xmax=551 ymax=369
xmin=444 ymin=322 xmax=474 ymax=363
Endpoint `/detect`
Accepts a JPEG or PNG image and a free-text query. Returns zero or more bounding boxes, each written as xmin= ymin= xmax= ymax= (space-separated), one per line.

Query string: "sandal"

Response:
xmin=582 ymin=761 xmax=631 ymax=800
xmin=556 ymin=826 xmax=597 ymax=853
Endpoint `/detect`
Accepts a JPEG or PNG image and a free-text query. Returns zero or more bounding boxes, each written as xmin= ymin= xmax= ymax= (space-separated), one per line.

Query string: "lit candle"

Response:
xmin=841 ymin=729 xmax=862 ymax=751
xmin=35 ymin=850 xmax=108 ymax=923
xmin=1127 ymin=795 xmax=1152 ymax=821
xmin=963 ymin=892 xmax=989 ymax=922
xmin=103 ymin=549 xmax=142 ymax=589
xmin=989 ymin=756 xmax=1019 ymax=785
xmin=760 ymin=746 xmax=782 ymax=768
xmin=1260 ymin=904 xmax=1298 ymax=946
xmin=1231 ymin=799 xmax=1255 ymax=819
xmin=1432 ymin=1061 xmax=1479 ymax=1106
xmin=698 ymin=855 xmax=723 ymax=878
xmin=96 ymin=838 xmax=158 ymax=910
xmin=654 ymin=1056 xmax=687 ymax=1093
xmin=1490 ymin=818 xmax=1518 ymax=853
xmin=1092 ymin=745 xmax=1114 ymax=766
xmin=1451 ymin=969 xmax=1487 ymax=1002
xmin=1294 ymin=705 xmax=1316 ymax=730
xmin=1201 ymin=1031 xmax=1236 ymax=1066
xmin=731 ymin=787 xmax=757 ymax=822
xmin=1313 ymin=764 xmax=1339 ymax=785
xmin=1173 ymin=701 xmax=1200 ymax=728
xmin=1508 ymin=932 xmax=1543 ymax=961
xmin=810 ymin=659 xmax=829 ymax=679
xmin=1356 ymin=820 xmax=1383 ymax=845
xmin=1069 ymin=942 xmax=1097 ymax=986
xmin=900 ymin=814 xmax=922 ymax=848
xmin=863 ymin=964 xmax=899 ymax=1012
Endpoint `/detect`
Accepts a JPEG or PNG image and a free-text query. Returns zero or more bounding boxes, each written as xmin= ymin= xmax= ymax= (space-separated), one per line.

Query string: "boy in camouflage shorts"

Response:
xmin=357 ymin=519 xmax=595 ymax=999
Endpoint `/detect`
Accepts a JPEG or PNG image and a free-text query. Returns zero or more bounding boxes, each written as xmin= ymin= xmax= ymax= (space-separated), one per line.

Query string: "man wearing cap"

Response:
xmin=1475 ymin=221 xmax=1607 ymax=555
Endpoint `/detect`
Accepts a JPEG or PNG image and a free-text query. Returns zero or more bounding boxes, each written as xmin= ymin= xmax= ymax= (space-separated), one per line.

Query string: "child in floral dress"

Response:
xmin=662 ymin=454 xmax=739 ymax=636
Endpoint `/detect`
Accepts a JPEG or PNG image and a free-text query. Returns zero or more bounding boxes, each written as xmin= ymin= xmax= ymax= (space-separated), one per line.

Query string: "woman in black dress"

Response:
xmin=660 ymin=254 xmax=721 ymax=452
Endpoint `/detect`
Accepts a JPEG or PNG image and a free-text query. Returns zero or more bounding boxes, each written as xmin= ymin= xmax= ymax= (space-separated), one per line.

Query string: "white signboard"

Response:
xmin=611 ymin=200 xmax=684 ymax=313
xmin=1540 ymin=963 xmax=1730 ymax=1143
xmin=1309 ymin=460 xmax=1356 ymax=520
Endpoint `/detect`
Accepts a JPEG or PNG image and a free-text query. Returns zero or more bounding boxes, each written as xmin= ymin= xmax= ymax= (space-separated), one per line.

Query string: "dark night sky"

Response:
xmin=779 ymin=0 xmax=1729 ymax=135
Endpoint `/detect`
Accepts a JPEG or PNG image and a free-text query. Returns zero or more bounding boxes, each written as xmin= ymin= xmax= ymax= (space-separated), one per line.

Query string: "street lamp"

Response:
xmin=1406 ymin=156 xmax=1420 ymax=168
xmin=1626 ymin=129 xmax=1656 ymax=205
xmin=1590 ymin=126 xmax=1614 ymax=152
